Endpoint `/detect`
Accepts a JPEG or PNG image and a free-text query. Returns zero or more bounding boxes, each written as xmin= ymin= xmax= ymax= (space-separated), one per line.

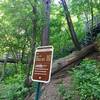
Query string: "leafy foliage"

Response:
xmin=58 ymin=83 xmax=76 ymax=100
xmin=58 ymin=59 xmax=100 ymax=100
xmin=72 ymin=59 xmax=100 ymax=100
xmin=0 ymin=0 xmax=100 ymax=99
xmin=0 ymin=75 xmax=28 ymax=100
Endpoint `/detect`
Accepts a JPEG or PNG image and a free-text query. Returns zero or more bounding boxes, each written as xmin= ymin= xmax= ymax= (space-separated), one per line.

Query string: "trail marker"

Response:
xmin=32 ymin=46 xmax=53 ymax=83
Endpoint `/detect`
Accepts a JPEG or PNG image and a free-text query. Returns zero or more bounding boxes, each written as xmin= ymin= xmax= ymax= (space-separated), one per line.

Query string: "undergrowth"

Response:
xmin=58 ymin=59 xmax=100 ymax=100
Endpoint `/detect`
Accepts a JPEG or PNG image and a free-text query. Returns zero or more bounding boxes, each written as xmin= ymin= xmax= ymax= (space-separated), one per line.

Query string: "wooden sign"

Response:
xmin=32 ymin=46 xmax=53 ymax=83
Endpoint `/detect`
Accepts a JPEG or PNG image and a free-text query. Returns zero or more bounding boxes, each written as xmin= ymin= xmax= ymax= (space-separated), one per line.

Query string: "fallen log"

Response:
xmin=52 ymin=44 xmax=96 ymax=75
xmin=0 ymin=58 xmax=26 ymax=64
xmin=0 ymin=44 xmax=96 ymax=75
xmin=0 ymin=59 xmax=18 ymax=63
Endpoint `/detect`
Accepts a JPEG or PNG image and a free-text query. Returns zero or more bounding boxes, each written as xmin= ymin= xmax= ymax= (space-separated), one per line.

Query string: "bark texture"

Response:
xmin=61 ymin=0 xmax=81 ymax=50
xmin=52 ymin=44 xmax=95 ymax=75
xmin=41 ymin=0 xmax=50 ymax=46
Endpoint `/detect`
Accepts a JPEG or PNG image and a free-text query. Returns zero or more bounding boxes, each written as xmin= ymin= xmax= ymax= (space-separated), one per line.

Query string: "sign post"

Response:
xmin=35 ymin=82 xmax=41 ymax=100
xmin=32 ymin=46 xmax=53 ymax=100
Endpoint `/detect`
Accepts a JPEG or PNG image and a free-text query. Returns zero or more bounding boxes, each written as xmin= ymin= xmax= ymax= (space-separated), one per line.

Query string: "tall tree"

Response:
xmin=41 ymin=0 xmax=50 ymax=46
xmin=61 ymin=0 xmax=81 ymax=50
xmin=25 ymin=0 xmax=37 ymax=87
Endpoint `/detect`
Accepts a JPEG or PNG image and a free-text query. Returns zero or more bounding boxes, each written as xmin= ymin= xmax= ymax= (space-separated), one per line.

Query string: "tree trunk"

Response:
xmin=41 ymin=0 xmax=50 ymax=46
xmin=52 ymin=44 xmax=95 ymax=75
xmin=25 ymin=0 xmax=37 ymax=87
xmin=61 ymin=0 xmax=81 ymax=50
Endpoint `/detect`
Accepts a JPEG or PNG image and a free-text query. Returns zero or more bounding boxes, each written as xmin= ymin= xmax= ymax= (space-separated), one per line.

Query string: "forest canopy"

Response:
xmin=0 ymin=0 xmax=100 ymax=99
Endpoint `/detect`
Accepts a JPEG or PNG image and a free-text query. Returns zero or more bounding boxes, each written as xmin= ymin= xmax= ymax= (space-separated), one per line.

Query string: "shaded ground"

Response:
xmin=40 ymin=69 xmax=71 ymax=100
xmin=88 ymin=52 xmax=100 ymax=60
xmin=26 ymin=66 xmax=72 ymax=100
xmin=26 ymin=50 xmax=100 ymax=100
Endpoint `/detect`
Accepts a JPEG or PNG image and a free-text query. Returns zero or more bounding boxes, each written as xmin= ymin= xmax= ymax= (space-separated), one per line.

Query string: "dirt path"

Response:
xmin=40 ymin=68 xmax=71 ymax=100
xmin=26 ymin=61 xmax=79 ymax=100
xmin=26 ymin=67 xmax=71 ymax=100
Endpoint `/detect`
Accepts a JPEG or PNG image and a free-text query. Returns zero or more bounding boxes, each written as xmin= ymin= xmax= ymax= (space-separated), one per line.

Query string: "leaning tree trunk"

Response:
xmin=41 ymin=0 xmax=50 ymax=46
xmin=61 ymin=0 xmax=81 ymax=50
xmin=25 ymin=0 xmax=37 ymax=87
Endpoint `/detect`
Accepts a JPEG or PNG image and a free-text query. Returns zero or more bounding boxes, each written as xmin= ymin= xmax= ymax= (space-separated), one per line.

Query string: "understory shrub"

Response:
xmin=58 ymin=59 xmax=100 ymax=100
xmin=0 ymin=74 xmax=29 ymax=100
xmin=72 ymin=59 xmax=100 ymax=100
xmin=58 ymin=83 xmax=76 ymax=100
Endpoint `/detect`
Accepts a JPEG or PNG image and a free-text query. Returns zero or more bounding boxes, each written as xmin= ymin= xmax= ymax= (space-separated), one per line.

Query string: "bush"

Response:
xmin=72 ymin=59 xmax=100 ymax=100
xmin=58 ymin=84 xmax=75 ymax=100
xmin=0 ymin=74 xmax=29 ymax=100
xmin=58 ymin=59 xmax=100 ymax=100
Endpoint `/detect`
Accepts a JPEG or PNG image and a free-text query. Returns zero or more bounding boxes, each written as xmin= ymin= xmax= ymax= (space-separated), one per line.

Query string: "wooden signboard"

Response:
xmin=32 ymin=46 xmax=53 ymax=83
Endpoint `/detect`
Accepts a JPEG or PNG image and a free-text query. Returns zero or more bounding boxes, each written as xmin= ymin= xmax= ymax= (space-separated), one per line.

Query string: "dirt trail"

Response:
xmin=25 ymin=69 xmax=71 ymax=100
xmin=26 ymin=60 xmax=80 ymax=100
xmin=40 ymin=68 xmax=71 ymax=100
xmin=26 ymin=67 xmax=71 ymax=100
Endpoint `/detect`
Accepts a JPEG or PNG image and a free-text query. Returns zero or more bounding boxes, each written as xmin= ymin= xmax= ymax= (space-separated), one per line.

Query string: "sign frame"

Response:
xmin=31 ymin=45 xmax=53 ymax=83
